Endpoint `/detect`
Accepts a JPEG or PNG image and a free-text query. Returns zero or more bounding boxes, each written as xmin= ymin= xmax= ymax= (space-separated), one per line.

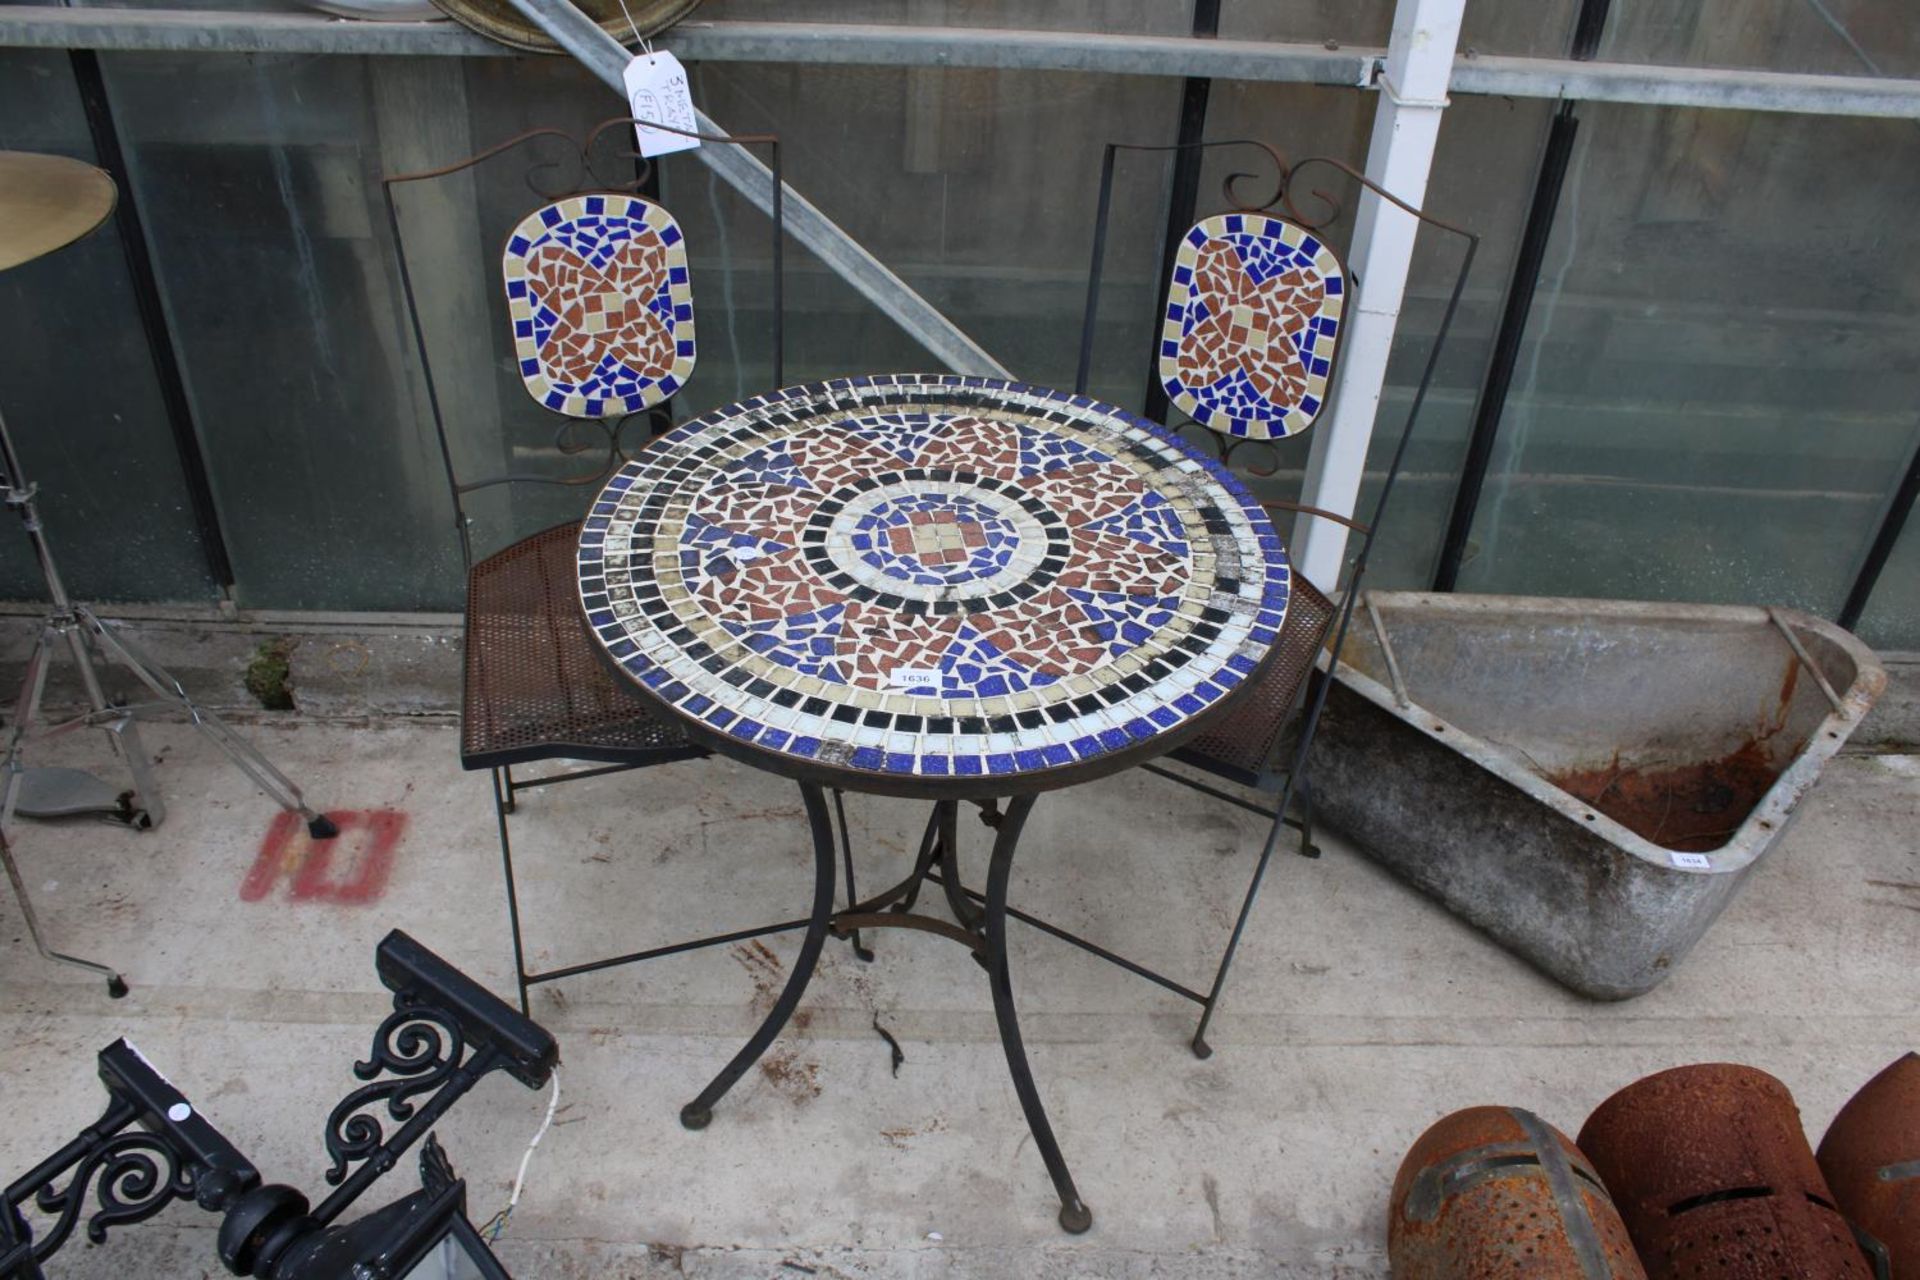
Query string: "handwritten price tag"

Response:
xmin=624 ymin=50 xmax=701 ymax=158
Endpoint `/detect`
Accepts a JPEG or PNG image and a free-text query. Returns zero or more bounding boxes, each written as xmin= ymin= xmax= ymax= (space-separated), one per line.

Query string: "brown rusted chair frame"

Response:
xmin=383 ymin=118 xmax=872 ymax=1015
xmin=1075 ymin=141 xmax=1479 ymax=1056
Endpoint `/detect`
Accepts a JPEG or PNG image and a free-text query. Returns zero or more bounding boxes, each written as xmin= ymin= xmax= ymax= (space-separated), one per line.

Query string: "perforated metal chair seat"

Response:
xmin=1172 ymin=573 xmax=1336 ymax=787
xmin=460 ymin=520 xmax=707 ymax=772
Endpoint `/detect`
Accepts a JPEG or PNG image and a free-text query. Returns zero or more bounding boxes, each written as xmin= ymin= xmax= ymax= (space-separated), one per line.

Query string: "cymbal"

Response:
xmin=0 ymin=152 xmax=117 ymax=272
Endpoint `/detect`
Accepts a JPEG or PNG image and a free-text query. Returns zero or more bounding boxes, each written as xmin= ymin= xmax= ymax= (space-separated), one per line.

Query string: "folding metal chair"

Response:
xmin=1076 ymin=140 xmax=1479 ymax=1056
xmin=382 ymin=118 xmax=869 ymax=1014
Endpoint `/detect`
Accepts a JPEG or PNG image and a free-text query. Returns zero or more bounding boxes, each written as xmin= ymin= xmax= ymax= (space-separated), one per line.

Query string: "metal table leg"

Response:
xmin=982 ymin=794 xmax=1093 ymax=1233
xmin=680 ymin=786 xmax=1092 ymax=1232
xmin=827 ymin=792 xmax=1093 ymax=1233
xmin=679 ymin=778 xmax=839 ymax=1130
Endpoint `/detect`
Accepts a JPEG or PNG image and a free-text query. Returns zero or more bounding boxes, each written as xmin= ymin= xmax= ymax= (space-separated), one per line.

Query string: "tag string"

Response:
xmin=613 ymin=0 xmax=651 ymax=56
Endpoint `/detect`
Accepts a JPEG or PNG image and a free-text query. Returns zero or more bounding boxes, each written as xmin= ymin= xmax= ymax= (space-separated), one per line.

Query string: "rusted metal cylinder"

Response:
xmin=1578 ymin=1063 xmax=1873 ymax=1279
xmin=1388 ymin=1105 xmax=1647 ymax=1278
xmin=1818 ymin=1052 xmax=1920 ymax=1275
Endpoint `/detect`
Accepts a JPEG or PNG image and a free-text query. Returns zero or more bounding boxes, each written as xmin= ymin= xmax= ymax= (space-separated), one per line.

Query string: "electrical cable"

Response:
xmin=480 ymin=1068 xmax=562 ymax=1244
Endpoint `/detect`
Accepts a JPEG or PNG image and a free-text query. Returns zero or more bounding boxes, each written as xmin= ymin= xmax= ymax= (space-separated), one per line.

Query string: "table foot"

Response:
xmin=983 ymin=795 xmax=1094 ymax=1235
xmin=679 ymin=780 xmax=837 ymax=1128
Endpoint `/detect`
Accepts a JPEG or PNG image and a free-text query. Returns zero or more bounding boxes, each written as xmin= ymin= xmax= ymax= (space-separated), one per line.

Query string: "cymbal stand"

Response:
xmin=0 ymin=400 xmax=337 ymax=996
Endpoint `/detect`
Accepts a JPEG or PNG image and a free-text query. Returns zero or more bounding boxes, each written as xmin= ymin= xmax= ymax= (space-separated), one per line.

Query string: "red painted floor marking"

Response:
xmin=240 ymin=810 xmax=407 ymax=905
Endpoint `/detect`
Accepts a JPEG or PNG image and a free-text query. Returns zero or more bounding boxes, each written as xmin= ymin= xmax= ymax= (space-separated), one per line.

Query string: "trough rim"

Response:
xmin=1329 ymin=592 xmax=1888 ymax=878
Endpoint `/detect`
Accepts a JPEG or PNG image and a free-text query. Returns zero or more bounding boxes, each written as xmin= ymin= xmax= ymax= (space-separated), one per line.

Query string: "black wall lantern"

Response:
xmin=2 ymin=931 xmax=557 ymax=1280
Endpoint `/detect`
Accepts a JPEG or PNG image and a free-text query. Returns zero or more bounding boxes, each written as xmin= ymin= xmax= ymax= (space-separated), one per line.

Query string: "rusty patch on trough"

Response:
xmin=1547 ymin=740 xmax=1780 ymax=853
xmin=1819 ymin=1052 xmax=1920 ymax=1274
xmin=1388 ymin=1105 xmax=1645 ymax=1279
xmin=1578 ymin=1064 xmax=1873 ymax=1279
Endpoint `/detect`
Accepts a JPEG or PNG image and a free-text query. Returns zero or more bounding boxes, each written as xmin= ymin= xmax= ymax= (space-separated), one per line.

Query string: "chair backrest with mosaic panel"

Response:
xmin=1158 ymin=210 xmax=1347 ymax=443
xmin=501 ymin=191 xmax=696 ymax=419
xmin=384 ymin=119 xmax=786 ymax=569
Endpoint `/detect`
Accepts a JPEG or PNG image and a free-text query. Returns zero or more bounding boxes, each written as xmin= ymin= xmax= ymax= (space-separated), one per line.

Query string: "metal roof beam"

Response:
xmin=4 ymin=10 xmax=1919 ymax=119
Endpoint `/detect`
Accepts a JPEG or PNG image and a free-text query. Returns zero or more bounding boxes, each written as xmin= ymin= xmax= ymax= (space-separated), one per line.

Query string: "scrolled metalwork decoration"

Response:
xmin=1218 ymin=435 xmax=1284 ymax=479
xmin=27 ymin=1130 xmax=193 ymax=1260
xmin=522 ymin=136 xmax=591 ymax=204
xmin=1282 ymin=154 xmax=1475 ymax=243
xmin=1274 ymin=167 xmax=1343 ymax=232
xmin=322 ymin=1007 xmax=464 ymax=1186
xmin=582 ymin=118 xmax=660 ymax=195
xmin=1217 ymin=140 xmax=1293 ymax=215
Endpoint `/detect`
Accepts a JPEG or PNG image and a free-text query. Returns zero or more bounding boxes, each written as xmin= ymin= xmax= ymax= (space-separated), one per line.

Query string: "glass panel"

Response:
xmin=398 ymin=1230 xmax=494 ymax=1280
xmin=1604 ymin=0 xmax=1920 ymax=80
xmin=98 ymin=50 xmax=490 ymax=610
xmin=1458 ymin=104 xmax=1920 ymax=615
xmin=1358 ymin=94 xmax=1559 ymax=590
xmin=0 ymin=49 xmax=216 ymax=604
xmin=1856 ymin=501 xmax=1920 ymax=651
xmin=682 ymin=59 xmax=1183 ymax=411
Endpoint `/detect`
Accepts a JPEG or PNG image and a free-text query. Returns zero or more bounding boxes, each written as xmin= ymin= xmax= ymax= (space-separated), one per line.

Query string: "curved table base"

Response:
xmin=679 ymin=779 xmax=840 ymax=1131
xmin=679 ymin=787 xmax=1092 ymax=1233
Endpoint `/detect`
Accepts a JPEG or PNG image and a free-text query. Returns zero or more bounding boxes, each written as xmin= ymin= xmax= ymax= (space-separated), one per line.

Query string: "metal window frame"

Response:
xmin=1 ymin=12 xmax=1917 ymax=119
xmin=5 ymin=5 xmax=1919 ymax=629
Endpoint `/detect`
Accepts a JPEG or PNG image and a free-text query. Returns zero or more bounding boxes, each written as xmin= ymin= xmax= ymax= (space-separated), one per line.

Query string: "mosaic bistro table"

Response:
xmin=577 ymin=374 xmax=1292 ymax=1231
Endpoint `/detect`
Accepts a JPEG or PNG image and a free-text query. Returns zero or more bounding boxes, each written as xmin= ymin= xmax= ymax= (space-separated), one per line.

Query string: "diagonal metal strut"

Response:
xmin=501 ymin=0 xmax=1011 ymax=378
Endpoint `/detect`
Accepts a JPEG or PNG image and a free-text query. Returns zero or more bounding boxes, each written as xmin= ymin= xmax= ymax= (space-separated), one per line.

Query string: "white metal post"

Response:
xmin=1292 ymin=0 xmax=1463 ymax=589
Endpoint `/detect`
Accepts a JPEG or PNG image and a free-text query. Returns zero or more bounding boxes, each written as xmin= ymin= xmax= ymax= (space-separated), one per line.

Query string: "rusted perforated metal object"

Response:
xmin=1388 ymin=1105 xmax=1646 ymax=1279
xmin=1175 ymin=574 xmax=1335 ymax=784
xmin=1579 ymin=1064 xmax=1873 ymax=1279
xmin=1819 ymin=1053 xmax=1920 ymax=1275
xmin=461 ymin=520 xmax=706 ymax=771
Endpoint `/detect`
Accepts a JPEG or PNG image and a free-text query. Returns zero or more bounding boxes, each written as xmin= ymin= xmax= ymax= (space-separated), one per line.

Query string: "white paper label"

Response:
xmin=888 ymin=667 xmax=942 ymax=691
xmin=623 ymin=51 xmax=701 ymax=158
xmin=1669 ymin=851 xmax=1712 ymax=870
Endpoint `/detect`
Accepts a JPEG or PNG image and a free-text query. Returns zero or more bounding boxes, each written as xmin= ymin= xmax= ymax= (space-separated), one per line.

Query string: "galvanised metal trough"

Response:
xmin=1309 ymin=593 xmax=1886 ymax=999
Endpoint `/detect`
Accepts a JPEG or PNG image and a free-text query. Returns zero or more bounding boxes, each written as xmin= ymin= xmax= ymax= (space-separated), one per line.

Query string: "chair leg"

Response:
xmin=1189 ymin=783 xmax=1298 ymax=1060
xmin=831 ymin=787 xmax=874 ymax=961
xmin=1294 ymin=773 xmax=1322 ymax=860
xmin=491 ymin=767 xmax=532 ymax=1017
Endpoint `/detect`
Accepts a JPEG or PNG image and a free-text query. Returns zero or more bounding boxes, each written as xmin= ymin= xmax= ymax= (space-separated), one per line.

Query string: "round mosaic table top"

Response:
xmin=578 ymin=375 xmax=1292 ymax=797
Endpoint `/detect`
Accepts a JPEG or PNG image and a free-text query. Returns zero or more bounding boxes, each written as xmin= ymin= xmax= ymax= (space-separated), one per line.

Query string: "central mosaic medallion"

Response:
xmin=820 ymin=477 xmax=1053 ymax=602
xmin=579 ymin=376 xmax=1291 ymax=787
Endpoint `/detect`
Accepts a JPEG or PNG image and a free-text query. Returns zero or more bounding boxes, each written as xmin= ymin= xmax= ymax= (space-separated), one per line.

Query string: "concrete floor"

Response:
xmin=1 ymin=718 xmax=1915 ymax=1278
